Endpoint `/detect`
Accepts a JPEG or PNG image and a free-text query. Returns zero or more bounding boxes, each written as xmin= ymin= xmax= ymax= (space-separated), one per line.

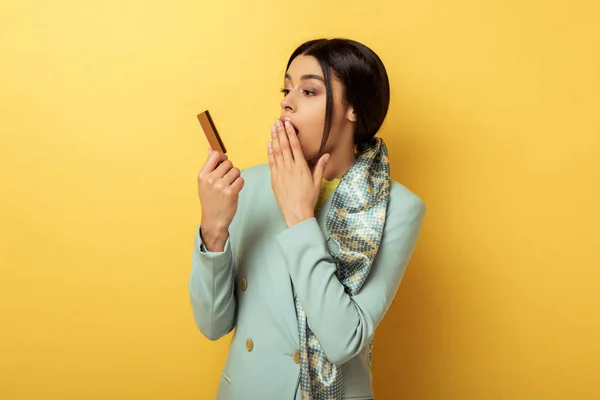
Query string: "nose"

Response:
xmin=280 ymin=91 xmax=295 ymax=114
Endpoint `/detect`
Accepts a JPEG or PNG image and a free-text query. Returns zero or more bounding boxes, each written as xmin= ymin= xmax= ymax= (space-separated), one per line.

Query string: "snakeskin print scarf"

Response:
xmin=295 ymin=137 xmax=391 ymax=400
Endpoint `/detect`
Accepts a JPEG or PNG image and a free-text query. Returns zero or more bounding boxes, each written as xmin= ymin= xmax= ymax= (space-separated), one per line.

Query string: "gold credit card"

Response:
xmin=197 ymin=110 xmax=227 ymax=154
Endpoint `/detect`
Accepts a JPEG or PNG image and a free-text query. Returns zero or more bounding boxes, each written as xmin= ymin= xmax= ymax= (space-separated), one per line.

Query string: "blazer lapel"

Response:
xmin=263 ymin=183 xmax=337 ymax=345
xmin=262 ymin=190 xmax=301 ymax=343
xmin=263 ymin=216 xmax=299 ymax=344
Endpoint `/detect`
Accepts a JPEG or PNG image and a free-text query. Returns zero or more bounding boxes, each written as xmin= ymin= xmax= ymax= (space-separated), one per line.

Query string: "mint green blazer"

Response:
xmin=189 ymin=163 xmax=425 ymax=400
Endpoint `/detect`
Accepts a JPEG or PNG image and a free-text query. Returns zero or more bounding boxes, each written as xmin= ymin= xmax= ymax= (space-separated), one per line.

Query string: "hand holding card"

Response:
xmin=196 ymin=110 xmax=243 ymax=252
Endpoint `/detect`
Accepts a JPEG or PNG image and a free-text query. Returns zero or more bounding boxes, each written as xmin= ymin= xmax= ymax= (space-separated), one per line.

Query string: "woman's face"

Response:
xmin=279 ymin=55 xmax=354 ymax=164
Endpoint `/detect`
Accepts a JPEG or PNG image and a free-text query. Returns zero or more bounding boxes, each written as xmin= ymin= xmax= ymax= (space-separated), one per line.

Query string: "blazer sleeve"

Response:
xmin=275 ymin=191 xmax=426 ymax=365
xmin=188 ymin=170 xmax=247 ymax=341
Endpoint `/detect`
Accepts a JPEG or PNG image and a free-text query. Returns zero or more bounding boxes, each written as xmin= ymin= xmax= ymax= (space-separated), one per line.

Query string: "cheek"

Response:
xmin=296 ymin=132 xmax=320 ymax=160
xmin=296 ymin=100 xmax=326 ymax=158
xmin=305 ymin=105 xmax=326 ymax=139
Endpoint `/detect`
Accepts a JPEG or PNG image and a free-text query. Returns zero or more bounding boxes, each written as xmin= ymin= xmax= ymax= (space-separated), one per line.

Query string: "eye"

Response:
xmin=280 ymin=88 xmax=290 ymax=97
xmin=303 ymin=90 xmax=316 ymax=96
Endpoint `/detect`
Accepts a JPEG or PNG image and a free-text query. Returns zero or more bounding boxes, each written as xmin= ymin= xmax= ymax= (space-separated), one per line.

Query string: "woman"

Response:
xmin=190 ymin=38 xmax=426 ymax=400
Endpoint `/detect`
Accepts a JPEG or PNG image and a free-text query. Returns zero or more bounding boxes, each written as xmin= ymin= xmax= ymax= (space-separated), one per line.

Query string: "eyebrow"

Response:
xmin=285 ymin=73 xmax=325 ymax=83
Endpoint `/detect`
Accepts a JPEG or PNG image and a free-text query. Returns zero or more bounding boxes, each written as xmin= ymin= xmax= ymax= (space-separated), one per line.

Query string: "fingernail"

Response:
xmin=325 ymin=154 xmax=330 ymax=164
xmin=271 ymin=124 xmax=275 ymax=133
xmin=285 ymin=121 xmax=291 ymax=129
xmin=275 ymin=119 xmax=282 ymax=127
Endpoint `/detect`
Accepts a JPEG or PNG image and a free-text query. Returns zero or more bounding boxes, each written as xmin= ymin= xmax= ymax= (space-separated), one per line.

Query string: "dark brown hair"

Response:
xmin=285 ymin=38 xmax=391 ymax=157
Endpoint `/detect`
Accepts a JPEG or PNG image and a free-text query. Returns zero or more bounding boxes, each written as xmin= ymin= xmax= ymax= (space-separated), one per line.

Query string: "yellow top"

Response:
xmin=315 ymin=177 xmax=341 ymax=212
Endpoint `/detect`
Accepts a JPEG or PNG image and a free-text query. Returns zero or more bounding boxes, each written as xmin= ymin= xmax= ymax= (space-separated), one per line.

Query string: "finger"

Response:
xmin=313 ymin=153 xmax=330 ymax=186
xmin=200 ymin=151 xmax=228 ymax=176
xmin=210 ymin=159 xmax=233 ymax=181
xmin=276 ymin=119 xmax=293 ymax=166
xmin=221 ymin=166 xmax=241 ymax=185
xmin=271 ymin=123 xmax=284 ymax=167
xmin=284 ymin=120 xmax=305 ymax=164
xmin=230 ymin=176 xmax=245 ymax=193
xmin=268 ymin=141 xmax=276 ymax=173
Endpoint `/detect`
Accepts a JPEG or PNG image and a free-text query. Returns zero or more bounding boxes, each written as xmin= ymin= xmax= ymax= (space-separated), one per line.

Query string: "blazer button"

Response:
xmin=293 ymin=350 xmax=301 ymax=364
xmin=245 ymin=338 xmax=254 ymax=352
xmin=240 ymin=277 xmax=248 ymax=291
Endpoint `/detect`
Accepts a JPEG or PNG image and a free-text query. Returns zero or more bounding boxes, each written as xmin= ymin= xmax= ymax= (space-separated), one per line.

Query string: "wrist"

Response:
xmin=200 ymin=224 xmax=229 ymax=252
xmin=285 ymin=209 xmax=315 ymax=228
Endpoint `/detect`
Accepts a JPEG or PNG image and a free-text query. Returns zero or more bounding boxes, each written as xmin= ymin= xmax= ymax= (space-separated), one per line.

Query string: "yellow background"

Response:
xmin=1 ymin=0 xmax=598 ymax=398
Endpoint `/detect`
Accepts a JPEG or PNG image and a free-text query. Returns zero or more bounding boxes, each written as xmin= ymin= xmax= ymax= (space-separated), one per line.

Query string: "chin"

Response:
xmin=305 ymin=154 xmax=320 ymax=166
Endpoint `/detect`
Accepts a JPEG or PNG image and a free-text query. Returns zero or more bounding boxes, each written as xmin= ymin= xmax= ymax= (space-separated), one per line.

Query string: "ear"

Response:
xmin=346 ymin=107 xmax=357 ymax=122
